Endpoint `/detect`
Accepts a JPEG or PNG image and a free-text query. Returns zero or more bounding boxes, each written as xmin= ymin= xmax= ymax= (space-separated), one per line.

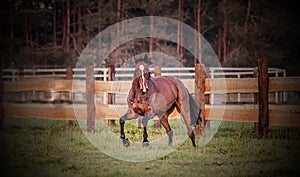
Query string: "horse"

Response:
xmin=119 ymin=58 xmax=201 ymax=147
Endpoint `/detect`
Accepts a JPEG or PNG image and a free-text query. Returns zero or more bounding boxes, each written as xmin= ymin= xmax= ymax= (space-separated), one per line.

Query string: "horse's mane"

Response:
xmin=134 ymin=54 xmax=152 ymax=77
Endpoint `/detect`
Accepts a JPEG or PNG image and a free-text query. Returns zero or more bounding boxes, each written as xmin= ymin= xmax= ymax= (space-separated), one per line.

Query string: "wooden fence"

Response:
xmin=2 ymin=59 xmax=300 ymax=136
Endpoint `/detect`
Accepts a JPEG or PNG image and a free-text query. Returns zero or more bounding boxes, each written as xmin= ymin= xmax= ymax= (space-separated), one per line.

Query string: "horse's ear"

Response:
xmin=144 ymin=54 xmax=148 ymax=61
xmin=134 ymin=54 xmax=152 ymax=65
xmin=144 ymin=54 xmax=153 ymax=65
xmin=134 ymin=56 xmax=143 ymax=64
xmin=134 ymin=57 xmax=139 ymax=64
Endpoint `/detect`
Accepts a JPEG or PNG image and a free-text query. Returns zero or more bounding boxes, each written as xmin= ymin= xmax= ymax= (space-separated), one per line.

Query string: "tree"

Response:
xmin=0 ymin=0 xmax=298 ymax=75
xmin=53 ymin=0 xmax=57 ymax=47
xmin=65 ymin=0 xmax=70 ymax=50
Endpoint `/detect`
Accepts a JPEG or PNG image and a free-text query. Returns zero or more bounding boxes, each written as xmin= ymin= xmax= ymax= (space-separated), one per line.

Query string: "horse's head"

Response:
xmin=134 ymin=61 xmax=151 ymax=94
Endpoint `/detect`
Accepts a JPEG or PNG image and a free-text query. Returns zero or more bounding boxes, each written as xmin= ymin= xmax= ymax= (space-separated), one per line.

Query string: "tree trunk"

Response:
xmin=193 ymin=2 xmax=197 ymax=65
xmin=61 ymin=0 xmax=65 ymax=46
xmin=117 ymin=0 xmax=121 ymax=37
xmin=180 ymin=22 xmax=184 ymax=63
xmin=98 ymin=0 xmax=101 ymax=62
xmin=66 ymin=0 xmax=71 ymax=50
xmin=53 ymin=0 xmax=57 ymax=47
xmin=149 ymin=0 xmax=154 ymax=59
xmin=115 ymin=0 xmax=121 ymax=57
xmin=98 ymin=0 xmax=101 ymax=33
xmin=9 ymin=0 xmax=14 ymax=59
xmin=243 ymin=0 xmax=251 ymax=34
xmin=29 ymin=19 xmax=33 ymax=48
xmin=121 ymin=0 xmax=126 ymax=35
xmin=217 ymin=15 xmax=222 ymax=62
xmin=222 ymin=0 xmax=227 ymax=63
xmin=35 ymin=30 xmax=39 ymax=48
xmin=25 ymin=16 xmax=29 ymax=50
xmin=193 ymin=10 xmax=197 ymax=64
xmin=78 ymin=6 xmax=82 ymax=34
xmin=73 ymin=4 xmax=77 ymax=34
xmin=24 ymin=0 xmax=33 ymax=51
xmin=177 ymin=0 xmax=182 ymax=63
xmin=62 ymin=18 xmax=66 ymax=47
xmin=197 ymin=0 xmax=202 ymax=64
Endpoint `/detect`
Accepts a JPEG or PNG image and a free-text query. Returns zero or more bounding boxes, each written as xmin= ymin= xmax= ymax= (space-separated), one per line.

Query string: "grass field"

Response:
xmin=1 ymin=118 xmax=300 ymax=177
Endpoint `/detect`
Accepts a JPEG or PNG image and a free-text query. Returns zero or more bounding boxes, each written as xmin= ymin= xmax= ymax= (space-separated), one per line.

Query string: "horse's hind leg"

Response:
xmin=184 ymin=121 xmax=196 ymax=147
xmin=119 ymin=114 xmax=130 ymax=147
xmin=186 ymin=124 xmax=196 ymax=147
xmin=183 ymin=117 xmax=196 ymax=147
xmin=176 ymin=103 xmax=196 ymax=147
xmin=160 ymin=115 xmax=173 ymax=145
xmin=189 ymin=130 xmax=196 ymax=147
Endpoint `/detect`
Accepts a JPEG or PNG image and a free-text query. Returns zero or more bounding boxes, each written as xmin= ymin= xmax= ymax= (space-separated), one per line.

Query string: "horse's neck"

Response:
xmin=129 ymin=80 xmax=142 ymax=101
xmin=148 ymin=78 xmax=157 ymax=92
xmin=132 ymin=79 xmax=140 ymax=92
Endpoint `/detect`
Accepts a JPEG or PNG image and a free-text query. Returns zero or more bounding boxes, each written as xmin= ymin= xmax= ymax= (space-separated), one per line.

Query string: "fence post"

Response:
xmin=17 ymin=68 xmax=23 ymax=81
xmin=154 ymin=66 xmax=161 ymax=77
xmin=86 ymin=65 xmax=95 ymax=133
xmin=258 ymin=58 xmax=269 ymax=138
xmin=153 ymin=66 xmax=162 ymax=128
xmin=66 ymin=67 xmax=73 ymax=80
xmin=0 ymin=67 xmax=4 ymax=130
xmin=283 ymin=70 xmax=287 ymax=102
xmin=253 ymin=67 xmax=259 ymax=132
xmin=195 ymin=64 xmax=207 ymax=135
xmin=209 ymin=68 xmax=214 ymax=105
xmin=108 ymin=65 xmax=116 ymax=127
xmin=66 ymin=67 xmax=74 ymax=126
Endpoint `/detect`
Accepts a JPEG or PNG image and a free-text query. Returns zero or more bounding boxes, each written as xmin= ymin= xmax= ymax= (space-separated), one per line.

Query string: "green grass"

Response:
xmin=1 ymin=118 xmax=300 ymax=177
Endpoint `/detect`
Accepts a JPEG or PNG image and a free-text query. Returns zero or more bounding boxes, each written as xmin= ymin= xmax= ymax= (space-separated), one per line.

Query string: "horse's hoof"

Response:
xmin=142 ymin=141 xmax=150 ymax=147
xmin=122 ymin=138 xmax=130 ymax=147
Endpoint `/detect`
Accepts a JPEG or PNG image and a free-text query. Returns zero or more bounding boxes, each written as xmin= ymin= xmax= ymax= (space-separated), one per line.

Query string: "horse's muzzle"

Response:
xmin=141 ymin=88 xmax=148 ymax=94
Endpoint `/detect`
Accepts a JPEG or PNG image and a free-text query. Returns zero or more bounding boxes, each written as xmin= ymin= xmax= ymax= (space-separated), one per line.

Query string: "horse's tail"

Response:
xmin=170 ymin=76 xmax=202 ymax=126
xmin=188 ymin=93 xmax=202 ymax=126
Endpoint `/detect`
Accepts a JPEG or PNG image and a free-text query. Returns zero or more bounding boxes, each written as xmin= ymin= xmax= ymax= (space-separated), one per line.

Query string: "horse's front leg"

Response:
xmin=119 ymin=110 xmax=138 ymax=147
xmin=141 ymin=112 xmax=154 ymax=147
xmin=142 ymin=117 xmax=150 ymax=147
xmin=142 ymin=126 xmax=150 ymax=147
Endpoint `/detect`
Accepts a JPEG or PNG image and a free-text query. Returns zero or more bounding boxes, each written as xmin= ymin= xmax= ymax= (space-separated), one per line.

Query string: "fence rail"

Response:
xmin=2 ymin=67 xmax=286 ymax=81
xmin=3 ymin=103 xmax=299 ymax=127
xmin=3 ymin=66 xmax=287 ymax=104
xmin=3 ymin=77 xmax=299 ymax=95
xmin=2 ymin=61 xmax=300 ymax=136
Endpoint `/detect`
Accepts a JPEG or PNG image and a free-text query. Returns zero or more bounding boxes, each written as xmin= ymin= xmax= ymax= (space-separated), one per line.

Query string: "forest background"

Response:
xmin=0 ymin=0 xmax=299 ymax=75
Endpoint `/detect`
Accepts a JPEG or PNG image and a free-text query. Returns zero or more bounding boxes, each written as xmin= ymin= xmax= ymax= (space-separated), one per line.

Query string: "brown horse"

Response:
xmin=119 ymin=58 xmax=201 ymax=147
